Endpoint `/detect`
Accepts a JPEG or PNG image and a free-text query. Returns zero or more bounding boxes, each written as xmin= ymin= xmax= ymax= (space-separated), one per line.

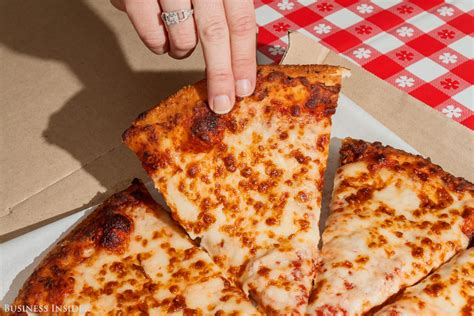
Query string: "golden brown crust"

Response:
xmin=13 ymin=179 xmax=153 ymax=308
xmin=122 ymin=64 xmax=346 ymax=137
xmin=340 ymin=138 xmax=474 ymax=193
xmin=340 ymin=138 xmax=474 ymax=239
xmin=123 ymin=64 xmax=348 ymax=129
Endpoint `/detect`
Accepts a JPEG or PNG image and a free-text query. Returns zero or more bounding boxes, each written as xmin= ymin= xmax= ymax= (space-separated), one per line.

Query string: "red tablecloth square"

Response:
xmin=461 ymin=115 xmax=474 ymax=128
xmin=407 ymin=0 xmax=444 ymax=11
xmin=448 ymin=13 xmax=474 ymax=35
xmin=451 ymin=60 xmax=474 ymax=84
xmin=364 ymin=55 xmax=404 ymax=79
xmin=323 ymin=30 xmax=361 ymax=52
xmin=257 ymin=27 xmax=281 ymax=45
xmin=410 ymin=83 xmax=450 ymax=107
xmin=335 ymin=0 xmax=359 ymax=6
xmin=286 ymin=7 xmax=322 ymax=27
xmin=366 ymin=10 xmax=405 ymax=31
xmin=406 ymin=34 xmax=446 ymax=56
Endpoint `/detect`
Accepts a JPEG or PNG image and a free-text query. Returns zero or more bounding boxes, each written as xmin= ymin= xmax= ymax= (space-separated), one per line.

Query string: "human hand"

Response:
xmin=111 ymin=0 xmax=257 ymax=114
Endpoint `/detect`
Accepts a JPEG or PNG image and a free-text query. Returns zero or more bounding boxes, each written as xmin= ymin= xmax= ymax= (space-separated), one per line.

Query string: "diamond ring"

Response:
xmin=161 ymin=9 xmax=194 ymax=26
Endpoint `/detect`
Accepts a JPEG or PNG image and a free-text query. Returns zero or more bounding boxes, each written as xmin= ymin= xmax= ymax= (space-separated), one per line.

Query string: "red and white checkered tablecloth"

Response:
xmin=255 ymin=0 xmax=473 ymax=130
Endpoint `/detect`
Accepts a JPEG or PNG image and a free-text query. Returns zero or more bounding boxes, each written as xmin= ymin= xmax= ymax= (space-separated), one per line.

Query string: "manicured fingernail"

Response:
xmin=236 ymin=79 xmax=252 ymax=97
xmin=212 ymin=95 xmax=232 ymax=114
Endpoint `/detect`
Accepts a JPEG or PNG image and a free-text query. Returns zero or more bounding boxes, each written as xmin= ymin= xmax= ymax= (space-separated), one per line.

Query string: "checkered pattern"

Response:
xmin=255 ymin=0 xmax=474 ymax=130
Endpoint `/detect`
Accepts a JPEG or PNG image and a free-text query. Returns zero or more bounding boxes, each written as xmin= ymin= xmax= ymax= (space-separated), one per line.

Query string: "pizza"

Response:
xmin=123 ymin=64 xmax=349 ymax=313
xmin=13 ymin=180 xmax=260 ymax=315
xmin=375 ymin=247 xmax=473 ymax=316
xmin=307 ymin=138 xmax=474 ymax=315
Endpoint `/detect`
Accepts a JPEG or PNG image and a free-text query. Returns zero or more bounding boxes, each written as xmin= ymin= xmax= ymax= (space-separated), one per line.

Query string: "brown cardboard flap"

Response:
xmin=0 ymin=0 xmax=205 ymax=240
xmin=283 ymin=32 xmax=473 ymax=182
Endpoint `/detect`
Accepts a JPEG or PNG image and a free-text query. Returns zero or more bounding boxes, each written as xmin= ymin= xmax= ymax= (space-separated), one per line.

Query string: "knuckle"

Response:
xmin=200 ymin=18 xmax=228 ymax=43
xmin=229 ymin=13 xmax=255 ymax=37
xmin=141 ymin=32 xmax=167 ymax=53
xmin=171 ymin=33 xmax=196 ymax=51
xmin=208 ymin=68 xmax=233 ymax=82
xmin=232 ymin=56 xmax=255 ymax=68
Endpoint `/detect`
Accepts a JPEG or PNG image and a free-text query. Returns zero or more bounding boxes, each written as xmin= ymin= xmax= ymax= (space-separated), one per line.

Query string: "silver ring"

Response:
xmin=161 ymin=9 xmax=194 ymax=26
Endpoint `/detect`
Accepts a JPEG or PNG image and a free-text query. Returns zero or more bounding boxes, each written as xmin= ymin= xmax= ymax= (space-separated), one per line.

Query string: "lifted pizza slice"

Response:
xmin=307 ymin=138 xmax=473 ymax=315
xmin=375 ymin=247 xmax=473 ymax=316
xmin=14 ymin=180 xmax=260 ymax=315
xmin=123 ymin=65 xmax=348 ymax=314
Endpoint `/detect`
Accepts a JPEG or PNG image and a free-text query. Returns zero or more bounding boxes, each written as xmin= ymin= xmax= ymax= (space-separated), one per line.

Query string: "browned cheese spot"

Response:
xmin=423 ymin=282 xmax=446 ymax=297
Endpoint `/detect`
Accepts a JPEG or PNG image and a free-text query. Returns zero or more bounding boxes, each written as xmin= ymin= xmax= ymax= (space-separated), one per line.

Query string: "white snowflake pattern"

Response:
xmin=357 ymin=4 xmax=374 ymax=14
xmin=313 ymin=24 xmax=332 ymax=34
xmin=396 ymin=26 xmax=414 ymax=37
xmin=277 ymin=0 xmax=295 ymax=11
xmin=439 ymin=52 xmax=458 ymax=64
xmin=395 ymin=75 xmax=415 ymax=88
xmin=442 ymin=105 xmax=462 ymax=118
xmin=268 ymin=45 xmax=285 ymax=56
xmin=437 ymin=6 xmax=454 ymax=16
xmin=353 ymin=48 xmax=371 ymax=59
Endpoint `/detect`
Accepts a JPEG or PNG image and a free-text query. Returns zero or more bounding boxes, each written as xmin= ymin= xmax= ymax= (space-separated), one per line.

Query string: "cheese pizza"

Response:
xmin=123 ymin=65 xmax=348 ymax=314
xmin=307 ymin=138 xmax=473 ymax=315
xmin=375 ymin=247 xmax=473 ymax=316
xmin=13 ymin=180 xmax=260 ymax=315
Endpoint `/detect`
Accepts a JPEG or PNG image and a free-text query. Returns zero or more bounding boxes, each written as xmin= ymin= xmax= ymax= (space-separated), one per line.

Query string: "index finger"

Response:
xmin=224 ymin=0 xmax=257 ymax=97
xmin=192 ymin=0 xmax=235 ymax=114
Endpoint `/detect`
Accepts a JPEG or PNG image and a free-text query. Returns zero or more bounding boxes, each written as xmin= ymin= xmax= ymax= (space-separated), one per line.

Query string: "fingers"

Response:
xmin=117 ymin=0 xmax=257 ymax=114
xmin=224 ymin=0 xmax=257 ymax=97
xmin=193 ymin=0 xmax=234 ymax=114
xmin=124 ymin=0 xmax=168 ymax=55
xmin=159 ymin=0 xmax=197 ymax=59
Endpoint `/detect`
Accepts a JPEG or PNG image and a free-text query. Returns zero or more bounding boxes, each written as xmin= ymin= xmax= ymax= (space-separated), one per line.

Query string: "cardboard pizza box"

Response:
xmin=0 ymin=0 xmax=204 ymax=241
xmin=1 ymin=0 xmax=472 ymax=241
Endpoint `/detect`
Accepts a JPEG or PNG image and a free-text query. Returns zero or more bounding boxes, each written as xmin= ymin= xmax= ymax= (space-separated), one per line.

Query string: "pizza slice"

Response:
xmin=375 ymin=247 xmax=473 ymax=316
xmin=123 ymin=64 xmax=349 ymax=314
xmin=307 ymin=138 xmax=473 ymax=315
xmin=13 ymin=180 xmax=260 ymax=315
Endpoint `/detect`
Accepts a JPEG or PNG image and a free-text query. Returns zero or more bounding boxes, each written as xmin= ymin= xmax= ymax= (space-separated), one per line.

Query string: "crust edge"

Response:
xmin=13 ymin=179 xmax=156 ymax=307
xmin=122 ymin=64 xmax=349 ymax=144
xmin=340 ymin=138 xmax=473 ymax=192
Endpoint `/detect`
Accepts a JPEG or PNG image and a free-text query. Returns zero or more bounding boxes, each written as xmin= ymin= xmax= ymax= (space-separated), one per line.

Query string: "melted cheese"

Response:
xmin=16 ymin=184 xmax=259 ymax=316
xmin=124 ymin=65 xmax=346 ymax=313
xmin=155 ymin=98 xmax=327 ymax=314
xmin=72 ymin=205 xmax=259 ymax=315
xmin=307 ymin=143 xmax=472 ymax=316
xmin=376 ymin=248 xmax=474 ymax=316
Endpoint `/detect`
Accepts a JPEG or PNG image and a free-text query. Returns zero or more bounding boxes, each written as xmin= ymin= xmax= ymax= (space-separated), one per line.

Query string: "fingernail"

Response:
xmin=236 ymin=79 xmax=252 ymax=97
xmin=212 ymin=95 xmax=232 ymax=114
